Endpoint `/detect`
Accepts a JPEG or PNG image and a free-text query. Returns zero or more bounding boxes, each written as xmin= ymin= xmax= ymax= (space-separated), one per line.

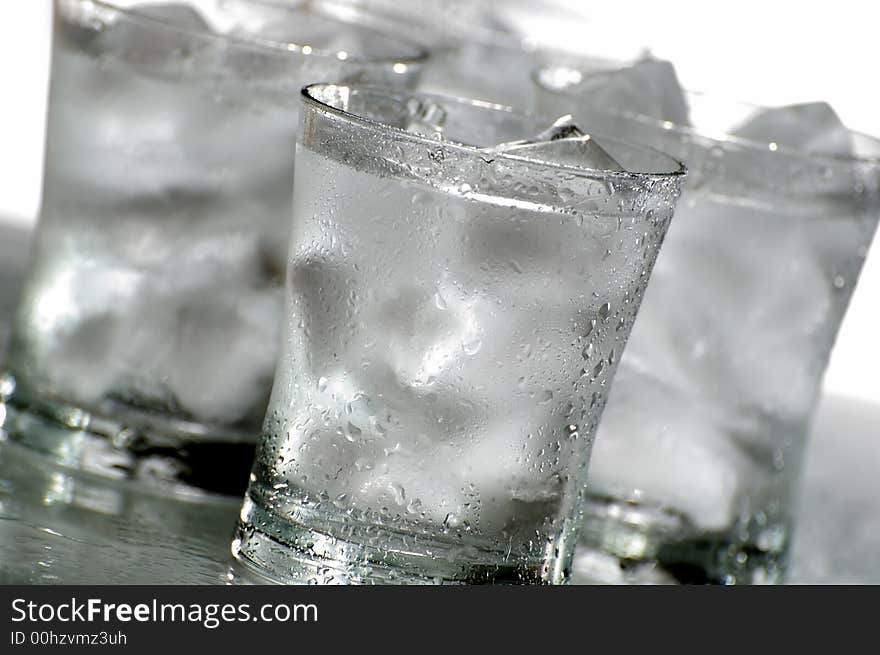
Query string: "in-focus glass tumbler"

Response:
xmin=535 ymin=65 xmax=880 ymax=584
xmin=232 ymin=82 xmax=685 ymax=584
xmin=0 ymin=0 xmax=426 ymax=496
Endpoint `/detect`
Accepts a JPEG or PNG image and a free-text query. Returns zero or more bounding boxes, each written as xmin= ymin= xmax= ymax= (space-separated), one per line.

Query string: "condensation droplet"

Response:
xmin=389 ymin=483 xmax=406 ymax=506
xmin=463 ymin=339 xmax=482 ymax=355
xmin=772 ymin=449 xmax=785 ymax=471
xmin=411 ymin=191 xmax=430 ymax=205
xmin=344 ymin=421 xmax=363 ymax=442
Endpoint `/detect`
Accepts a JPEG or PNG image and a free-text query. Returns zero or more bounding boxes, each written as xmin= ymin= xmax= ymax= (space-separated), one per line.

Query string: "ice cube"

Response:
xmin=181 ymin=0 xmax=268 ymax=36
xmin=18 ymin=245 xmax=143 ymax=406
xmin=551 ymin=134 xmax=625 ymax=172
xmin=121 ymin=225 xmax=282 ymax=424
xmin=459 ymin=412 xmax=566 ymax=538
xmin=732 ymin=102 xmax=852 ymax=156
xmin=22 ymin=216 xmax=284 ymax=426
xmin=534 ymin=114 xmax=586 ymax=141
xmin=44 ymin=48 xmax=229 ymax=210
xmin=86 ymin=2 xmax=216 ymax=76
xmin=546 ymin=58 xmax=690 ymax=125
xmin=590 ymin=364 xmax=743 ymax=532
xmin=621 ymin=199 xmax=832 ymax=419
xmin=404 ymin=97 xmax=448 ymax=137
xmin=277 ymin=247 xmax=578 ymax=534
xmin=489 ymin=115 xmax=625 ymax=172
xmin=160 ymin=286 xmax=280 ymax=424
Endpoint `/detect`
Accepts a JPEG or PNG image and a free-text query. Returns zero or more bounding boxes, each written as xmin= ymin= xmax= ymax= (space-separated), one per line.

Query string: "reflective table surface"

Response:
xmin=1 ymin=223 xmax=878 ymax=584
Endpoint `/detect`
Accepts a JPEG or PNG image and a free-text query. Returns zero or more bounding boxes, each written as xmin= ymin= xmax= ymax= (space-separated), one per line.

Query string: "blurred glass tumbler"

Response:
xmin=0 ymin=0 xmax=425 ymax=495
xmin=322 ymin=0 xmax=617 ymax=108
xmin=231 ymin=83 xmax=685 ymax=584
xmin=535 ymin=65 xmax=880 ymax=584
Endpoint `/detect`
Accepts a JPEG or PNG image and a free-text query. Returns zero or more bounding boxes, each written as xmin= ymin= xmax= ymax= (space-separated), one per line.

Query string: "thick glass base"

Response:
xmin=232 ymin=492 xmax=552 ymax=585
xmin=0 ymin=373 xmax=257 ymax=497
xmin=571 ymin=496 xmax=789 ymax=585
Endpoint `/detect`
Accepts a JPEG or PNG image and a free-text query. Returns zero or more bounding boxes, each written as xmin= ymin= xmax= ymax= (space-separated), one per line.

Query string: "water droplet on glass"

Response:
xmin=389 ymin=483 xmax=406 ymax=506
xmin=463 ymin=338 xmax=482 ymax=355
xmin=369 ymin=415 xmax=387 ymax=436
xmin=354 ymin=457 xmax=373 ymax=472
xmin=772 ymin=449 xmax=785 ymax=471
xmin=317 ymin=377 xmax=328 ymax=392
xmin=344 ymin=421 xmax=363 ymax=442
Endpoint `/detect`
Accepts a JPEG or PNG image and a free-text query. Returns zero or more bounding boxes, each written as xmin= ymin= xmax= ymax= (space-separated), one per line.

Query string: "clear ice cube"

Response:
xmin=732 ymin=102 xmax=853 ymax=156
xmin=564 ymin=58 xmax=690 ymax=125
xmin=588 ymin=364 xmax=742 ymax=531
xmin=622 ymin=199 xmax=832 ymax=419
xmin=404 ymin=98 xmax=448 ymax=137
xmin=490 ymin=115 xmax=625 ymax=172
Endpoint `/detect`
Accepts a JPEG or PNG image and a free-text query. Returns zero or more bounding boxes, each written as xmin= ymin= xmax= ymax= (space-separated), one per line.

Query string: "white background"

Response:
xmin=1 ymin=0 xmax=878 ymax=403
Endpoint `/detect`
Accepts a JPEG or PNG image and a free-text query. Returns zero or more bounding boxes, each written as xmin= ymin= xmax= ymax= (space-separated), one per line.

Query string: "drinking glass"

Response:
xmin=232 ymin=82 xmax=684 ymax=584
xmin=535 ymin=64 xmax=880 ymax=584
xmin=0 ymin=0 xmax=426 ymax=496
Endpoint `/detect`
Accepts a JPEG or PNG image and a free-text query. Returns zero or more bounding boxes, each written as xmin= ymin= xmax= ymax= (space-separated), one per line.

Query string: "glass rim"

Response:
xmin=533 ymin=64 xmax=880 ymax=168
xmin=83 ymin=0 xmax=430 ymax=68
xmin=300 ymin=82 xmax=688 ymax=182
xmin=316 ymin=0 xmax=526 ymax=50
xmin=320 ymin=0 xmax=623 ymax=67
